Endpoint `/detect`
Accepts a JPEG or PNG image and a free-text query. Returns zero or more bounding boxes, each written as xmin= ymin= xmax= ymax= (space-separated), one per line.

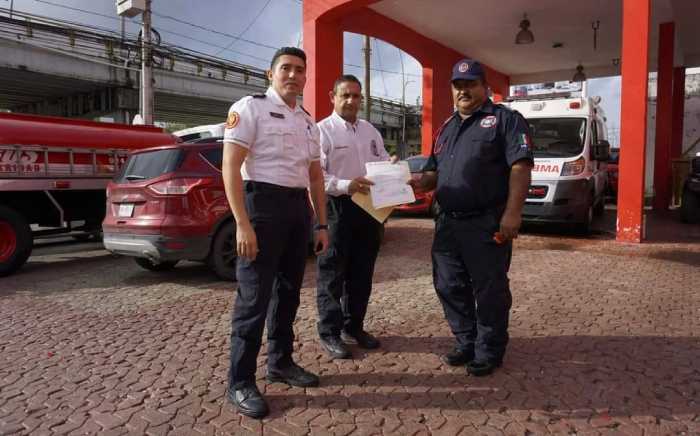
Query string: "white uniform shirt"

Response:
xmin=223 ymin=87 xmax=321 ymax=189
xmin=318 ymin=111 xmax=390 ymax=196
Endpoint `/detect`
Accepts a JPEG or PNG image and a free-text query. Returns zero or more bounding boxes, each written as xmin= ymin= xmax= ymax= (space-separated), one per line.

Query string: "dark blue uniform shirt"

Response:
xmin=425 ymin=99 xmax=534 ymax=214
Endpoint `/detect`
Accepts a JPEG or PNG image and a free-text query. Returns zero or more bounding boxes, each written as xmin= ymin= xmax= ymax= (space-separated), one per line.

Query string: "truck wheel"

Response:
xmin=134 ymin=257 xmax=179 ymax=271
xmin=680 ymin=187 xmax=700 ymax=224
xmin=0 ymin=206 xmax=33 ymax=277
xmin=208 ymin=221 xmax=237 ymax=281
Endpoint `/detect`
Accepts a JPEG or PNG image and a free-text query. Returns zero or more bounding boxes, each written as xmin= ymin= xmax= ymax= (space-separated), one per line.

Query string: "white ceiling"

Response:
xmin=370 ymin=0 xmax=700 ymax=84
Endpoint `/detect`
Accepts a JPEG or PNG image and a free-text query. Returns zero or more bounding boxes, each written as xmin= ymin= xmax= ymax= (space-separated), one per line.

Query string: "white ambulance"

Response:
xmin=502 ymin=94 xmax=611 ymax=233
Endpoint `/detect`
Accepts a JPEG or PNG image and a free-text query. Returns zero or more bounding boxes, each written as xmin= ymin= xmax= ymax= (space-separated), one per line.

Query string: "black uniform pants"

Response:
xmin=316 ymin=195 xmax=382 ymax=338
xmin=228 ymin=181 xmax=311 ymax=390
xmin=432 ymin=210 xmax=513 ymax=363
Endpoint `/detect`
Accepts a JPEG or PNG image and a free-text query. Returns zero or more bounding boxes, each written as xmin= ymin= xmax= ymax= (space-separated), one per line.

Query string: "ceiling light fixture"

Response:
xmin=572 ymin=64 xmax=587 ymax=82
xmin=515 ymin=14 xmax=534 ymax=45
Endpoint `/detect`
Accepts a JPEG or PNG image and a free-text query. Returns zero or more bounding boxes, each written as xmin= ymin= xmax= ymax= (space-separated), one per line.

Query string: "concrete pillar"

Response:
xmin=653 ymin=22 xmax=675 ymax=211
xmin=617 ymin=0 xmax=650 ymax=243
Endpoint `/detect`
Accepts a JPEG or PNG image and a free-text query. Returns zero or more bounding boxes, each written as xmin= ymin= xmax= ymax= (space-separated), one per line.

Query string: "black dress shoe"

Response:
xmin=441 ymin=348 xmax=474 ymax=366
xmin=341 ymin=330 xmax=380 ymax=349
xmin=320 ymin=336 xmax=352 ymax=359
xmin=466 ymin=359 xmax=502 ymax=377
xmin=227 ymin=384 xmax=269 ymax=419
xmin=266 ymin=363 xmax=319 ymax=387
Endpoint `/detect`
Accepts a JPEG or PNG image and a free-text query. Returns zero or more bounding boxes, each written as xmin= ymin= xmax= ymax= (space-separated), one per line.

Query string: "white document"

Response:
xmin=365 ymin=161 xmax=415 ymax=209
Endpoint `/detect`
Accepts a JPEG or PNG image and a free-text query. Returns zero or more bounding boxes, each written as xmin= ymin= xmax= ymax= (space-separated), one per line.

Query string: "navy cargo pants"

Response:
xmin=316 ymin=195 xmax=382 ymax=338
xmin=228 ymin=181 xmax=311 ymax=390
xmin=432 ymin=210 xmax=513 ymax=364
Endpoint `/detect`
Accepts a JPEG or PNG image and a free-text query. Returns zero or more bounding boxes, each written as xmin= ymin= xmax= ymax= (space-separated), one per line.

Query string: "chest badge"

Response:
xmin=269 ymin=112 xmax=285 ymax=119
xmin=480 ymin=115 xmax=497 ymax=128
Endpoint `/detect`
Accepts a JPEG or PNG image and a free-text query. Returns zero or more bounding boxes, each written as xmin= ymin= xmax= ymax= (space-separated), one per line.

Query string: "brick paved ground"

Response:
xmin=1 ymin=214 xmax=699 ymax=435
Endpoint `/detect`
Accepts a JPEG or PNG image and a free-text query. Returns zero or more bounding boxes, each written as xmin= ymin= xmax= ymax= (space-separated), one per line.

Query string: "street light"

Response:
xmin=116 ymin=0 xmax=153 ymax=125
xmin=400 ymin=79 xmax=415 ymax=159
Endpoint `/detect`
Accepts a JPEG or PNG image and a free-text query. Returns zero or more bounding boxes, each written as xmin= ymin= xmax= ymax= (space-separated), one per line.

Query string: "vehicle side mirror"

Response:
xmin=592 ymin=140 xmax=611 ymax=162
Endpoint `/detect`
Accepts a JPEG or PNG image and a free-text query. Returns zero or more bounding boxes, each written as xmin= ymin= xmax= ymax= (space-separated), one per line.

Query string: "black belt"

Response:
xmin=442 ymin=205 xmax=504 ymax=220
xmin=244 ymin=181 xmax=307 ymax=199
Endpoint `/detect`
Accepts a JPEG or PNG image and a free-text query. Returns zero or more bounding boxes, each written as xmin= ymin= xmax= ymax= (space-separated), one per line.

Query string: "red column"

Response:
xmin=653 ymin=22 xmax=675 ymax=210
xmin=420 ymin=62 xmax=455 ymax=156
xmin=617 ymin=0 xmax=650 ymax=243
xmin=671 ymin=67 xmax=686 ymax=159
xmin=302 ymin=10 xmax=343 ymax=120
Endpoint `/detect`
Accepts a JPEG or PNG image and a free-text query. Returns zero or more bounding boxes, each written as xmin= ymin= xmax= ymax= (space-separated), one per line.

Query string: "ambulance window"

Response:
xmin=527 ymin=118 xmax=586 ymax=158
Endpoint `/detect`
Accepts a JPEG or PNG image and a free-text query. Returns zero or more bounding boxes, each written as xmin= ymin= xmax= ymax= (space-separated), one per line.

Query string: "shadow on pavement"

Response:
xmin=267 ymin=335 xmax=699 ymax=420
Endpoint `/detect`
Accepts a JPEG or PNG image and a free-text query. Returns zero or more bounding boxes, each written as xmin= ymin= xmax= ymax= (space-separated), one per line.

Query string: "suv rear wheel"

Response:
xmin=209 ymin=221 xmax=237 ymax=281
xmin=134 ymin=257 xmax=179 ymax=271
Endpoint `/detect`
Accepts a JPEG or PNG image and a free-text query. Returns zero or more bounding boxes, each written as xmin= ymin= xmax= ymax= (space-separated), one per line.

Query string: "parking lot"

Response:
xmin=1 ymin=215 xmax=699 ymax=436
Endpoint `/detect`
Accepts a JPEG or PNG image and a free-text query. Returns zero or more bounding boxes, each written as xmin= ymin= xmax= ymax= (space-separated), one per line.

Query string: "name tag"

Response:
xmin=269 ymin=112 xmax=285 ymax=119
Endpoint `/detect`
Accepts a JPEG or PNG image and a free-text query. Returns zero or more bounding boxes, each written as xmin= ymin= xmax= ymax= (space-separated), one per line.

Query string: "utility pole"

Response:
xmin=141 ymin=0 xmax=154 ymax=125
xmin=363 ymin=35 xmax=371 ymax=122
xmin=401 ymin=80 xmax=414 ymax=159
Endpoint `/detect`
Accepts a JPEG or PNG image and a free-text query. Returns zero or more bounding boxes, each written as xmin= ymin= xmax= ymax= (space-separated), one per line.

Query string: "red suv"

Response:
xmin=102 ymin=140 xmax=237 ymax=280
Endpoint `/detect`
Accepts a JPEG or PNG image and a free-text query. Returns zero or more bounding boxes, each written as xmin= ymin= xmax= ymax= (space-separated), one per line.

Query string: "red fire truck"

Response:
xmin=0 ymin=113 xmax=179 ymax=277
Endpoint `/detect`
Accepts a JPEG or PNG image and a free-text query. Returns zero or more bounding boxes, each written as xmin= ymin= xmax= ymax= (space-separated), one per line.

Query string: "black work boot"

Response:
xmin=266 ymin=363 xmax=320 ymax=387
xmin=466 ymin=359 xmax=502 ymax=377
xmin=227 ymin=383 xmax=269 ymax=419
xmin=320 ymin=335 xmax=352 ymax=359
xmin=441 ymin=347 xmax=474 ymax=366
xmin=341 ymin=329 xmax=380 ymax=349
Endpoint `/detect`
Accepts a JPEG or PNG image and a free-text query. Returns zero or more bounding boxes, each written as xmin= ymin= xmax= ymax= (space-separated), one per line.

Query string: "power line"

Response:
xmin=345 ymin=63 xmax=421 ymax=78
xmin=33 ymin=0 xmax=127 ymax=23
xmin=214 ymin=0 xmax=272 ymax=56
xmin=152 ymin=10 xmax=278 ymax=51
xmin=28 ymin=1 xmax=419 ymax=83
xmin=28 ymin=0 xmax=272 ymax=64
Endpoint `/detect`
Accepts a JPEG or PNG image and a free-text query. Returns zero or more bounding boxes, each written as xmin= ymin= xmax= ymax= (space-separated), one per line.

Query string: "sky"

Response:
xmin=1 ymin=0 xmax=622 ymax=133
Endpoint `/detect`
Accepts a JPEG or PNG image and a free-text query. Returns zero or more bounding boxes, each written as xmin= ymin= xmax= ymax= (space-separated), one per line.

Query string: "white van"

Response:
xmin=502 ymin=95 xmax=611 ymax=233
xmin=173 ymin=123 xmax=225 ymax=143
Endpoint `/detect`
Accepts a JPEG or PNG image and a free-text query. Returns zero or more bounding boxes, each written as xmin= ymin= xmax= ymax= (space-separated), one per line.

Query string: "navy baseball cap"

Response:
xmin=451 ymin=59 xmax=485 ymax=82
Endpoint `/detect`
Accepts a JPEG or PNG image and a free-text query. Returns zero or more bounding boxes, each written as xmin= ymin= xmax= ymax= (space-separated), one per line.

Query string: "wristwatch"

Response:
xmin=314 ymin=224 xmax=329 ymax=231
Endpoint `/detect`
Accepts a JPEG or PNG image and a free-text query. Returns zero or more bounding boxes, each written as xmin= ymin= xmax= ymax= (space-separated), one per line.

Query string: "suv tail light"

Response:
xmin=148 ymin=178 xmax=210 ymax=195
xmin=561 ymin=157 xmax=586 ymax=176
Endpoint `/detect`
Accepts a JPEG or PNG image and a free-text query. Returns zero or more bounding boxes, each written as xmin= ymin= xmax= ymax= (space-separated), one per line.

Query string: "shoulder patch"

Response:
xmin=251 ymin=94 xmax=266 ymax=99
xmin=225 ymin=112 xmax=240 ymax=129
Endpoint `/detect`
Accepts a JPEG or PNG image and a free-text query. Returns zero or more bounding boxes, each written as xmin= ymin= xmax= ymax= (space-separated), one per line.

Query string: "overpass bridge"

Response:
xmin=0 ymin=8 xmax=420 ymax=147
xmin=0 ymin=9 xmax=269 ymax=125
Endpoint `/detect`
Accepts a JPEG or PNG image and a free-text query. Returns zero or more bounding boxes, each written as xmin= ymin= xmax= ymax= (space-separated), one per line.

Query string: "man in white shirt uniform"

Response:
xmin=316 ymin=74 xmax=391 ymax=360
xmin=222 ymin=47 xmax=329 ymax=419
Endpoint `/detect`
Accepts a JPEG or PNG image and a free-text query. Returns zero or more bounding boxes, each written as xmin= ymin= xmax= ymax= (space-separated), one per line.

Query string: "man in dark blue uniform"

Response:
xmin=411 ymin=59 xmax=533 ymax=376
